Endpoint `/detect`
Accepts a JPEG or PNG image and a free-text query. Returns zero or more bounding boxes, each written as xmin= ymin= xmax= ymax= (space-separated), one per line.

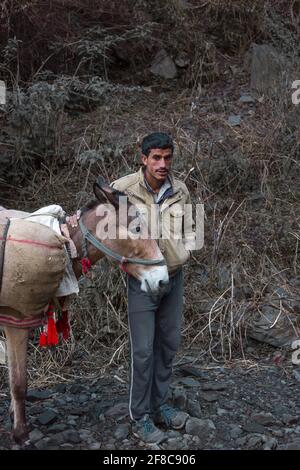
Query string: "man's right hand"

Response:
xmin=66 ymin=209 xmax=81 ymax=228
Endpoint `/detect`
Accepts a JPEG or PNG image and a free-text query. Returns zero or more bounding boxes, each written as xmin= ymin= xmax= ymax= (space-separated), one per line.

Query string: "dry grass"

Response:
xmin=0 ymin=1 xmax=300 ymax=390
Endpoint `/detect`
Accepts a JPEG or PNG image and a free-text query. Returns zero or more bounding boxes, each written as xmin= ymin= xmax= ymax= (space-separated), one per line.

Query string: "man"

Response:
xmin=110 ymin=132 xmax=195 ymax=443
xmin=68 ymin=132 xmax=195 ymax=443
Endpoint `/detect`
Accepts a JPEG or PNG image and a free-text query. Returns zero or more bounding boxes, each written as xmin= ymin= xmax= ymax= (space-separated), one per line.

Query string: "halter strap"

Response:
xmin=78 ymin=219 xmax=166 ymax=267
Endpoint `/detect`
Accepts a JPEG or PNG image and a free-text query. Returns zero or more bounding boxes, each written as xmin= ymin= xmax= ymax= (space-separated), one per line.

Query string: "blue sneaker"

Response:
xmin=154 ymin=404 xmax=189 ymax=430
xmin=132 ymin=414 xmax=165 ymax=444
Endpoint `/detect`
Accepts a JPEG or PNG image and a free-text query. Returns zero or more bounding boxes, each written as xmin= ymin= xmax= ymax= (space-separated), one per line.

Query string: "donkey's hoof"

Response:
xmin=13 ymin=428 xmax=29 ymax=446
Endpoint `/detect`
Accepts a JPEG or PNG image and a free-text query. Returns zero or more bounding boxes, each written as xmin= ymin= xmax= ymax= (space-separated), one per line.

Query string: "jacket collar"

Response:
xmin=137 ymin=167 xmax=181 ymax=194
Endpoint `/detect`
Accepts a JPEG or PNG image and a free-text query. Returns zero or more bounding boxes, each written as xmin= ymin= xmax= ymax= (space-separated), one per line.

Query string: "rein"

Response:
xmin=78 ymin=218 xmax=166 ymax=274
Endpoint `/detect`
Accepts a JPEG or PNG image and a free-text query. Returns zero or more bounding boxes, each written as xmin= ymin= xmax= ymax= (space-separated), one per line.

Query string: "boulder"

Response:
xmin=150 ymin=49 xmax=177 ymax=79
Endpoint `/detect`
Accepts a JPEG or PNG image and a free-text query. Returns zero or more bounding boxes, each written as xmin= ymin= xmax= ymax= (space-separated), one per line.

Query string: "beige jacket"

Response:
xmin=111 ymin=168 xmax=195 ymax=274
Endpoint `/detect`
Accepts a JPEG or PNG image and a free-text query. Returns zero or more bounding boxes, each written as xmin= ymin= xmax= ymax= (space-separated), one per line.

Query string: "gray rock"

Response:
xmin=114 ymin=424 xmax=130 ymax=440
xmin=187 ymin=400 xmax=202 ymax=418
xmin=228 ymin=115 xmax=241 ymax=127
xmin=185 ymin=417 xmax=216 ymax=441
xmin=251 ymin=412 xmax=278 ymax=426
xmin=148 ymin=444 xmax=161 ymax=451
xmin=69 ymin=384 xmax=85 ymax=394
xmin=55 ymin=384 xmax=67 ymax=393
xmin=214 ymin=443 xmax=225 ymax=450
xmin=79 ymin=429 xmax=92 ymax=440
xmin=165 ymin=430 xmax=182 ymax=439
xmin=47 ymin=433 xmax=66 ymax=446
xmin=201 ymin=382 xmax=226 ymax=391
xmin=243 ymin=421 xmax=266 ymax=434
xmin=247 ymin=434 xmax=263 ymax=448
xmin=177 ymin=0 xmax=189 ymax=9
xmin=89 ymin=402 xmax=104 ymax=420
xmin=279 ymin=438 xmax=300 ymax=450
xmin=48 ymin=423 xmax=67 ymax=433
xmin=198 ymin=391 xmax=219 ymax=402
xmin=37 ymin=410 xmax=58 ymax=426
xmin=150 ymin=49 xmax=177 ymax=79
xmin=34 ymin=438 xmax=52 ymax=450
xmin=29 ymin=405 xmax=44 ymax=415
xmin=239 ymin=94 xmax=255 ymax=103
xmin=72 ymin=406 xmax=87 ymax=416
xmin=105 ymin=443 xmax=116 ymax=450
xmin=105 ymin=402 xmax=128 ymax=420
xmin=247 ymin=304 xmax=298 ymax=347
xmin=217 ymin=408 xmax=228 ymax=417
xmin=178 ymin=365 xmax=204 ymax=378
xmin=62 ymin=430 xmax=82 ymax=444
xmin=172 ymin=387 xmax=187 ymax=410
xmin=272 ymin=429 xmax=284 ymax=437
xmin=78 ymin=394 xmax=89 ymax=403
xmin=285 ymin=427 xmax=295 ymax=435
xmin=175 ymin=53 xmax=190 ymax=68
xmin=273 ymin=405 xmax=290 ymax=417
xmin=229 ymin=424 xmax=243 ymax=439
xmin=55 ymin=399 xmax=67 ymax=406
xmin=29 ymin=429 xmax=44 ymax=443
xmin=293 ymin=370 xmax=300 ymax=382
xmin=191 ymin=435 xmax=201 ymax=446
xmin=262 ymin=436 xmax=278 ymax=450
xmin=236 ymin=436 xmax=248 ymax=447
xmin=67 ymin=420 xmax=77 ymax=426
xmin=60 ymin=443 xmax=75 ymax=449
xmin=222 ymin=401 xmax=236 ymax=410
xmin=89 ymin=442 xmax=101 ymax=450
xmin=164 ymin=437 xmax=187 ymax=450
xmin=176 ymin=377 xmax=200 ymax=387
xmin=68 ymin=414 xmax=79 ymax=421
xmin=250 ymin=43 xmax=286 ymax=95
xmin=26 ymin=390 xmax=52 ymax=402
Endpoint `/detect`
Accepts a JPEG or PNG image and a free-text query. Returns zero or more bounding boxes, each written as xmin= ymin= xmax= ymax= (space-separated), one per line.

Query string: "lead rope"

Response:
xmin=81 ymin=231 xmax=92 ymax=275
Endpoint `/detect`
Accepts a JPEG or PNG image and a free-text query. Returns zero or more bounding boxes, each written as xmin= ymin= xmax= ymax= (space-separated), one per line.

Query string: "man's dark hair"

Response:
xmin=141 ymin=132 xmax=174 ymax=157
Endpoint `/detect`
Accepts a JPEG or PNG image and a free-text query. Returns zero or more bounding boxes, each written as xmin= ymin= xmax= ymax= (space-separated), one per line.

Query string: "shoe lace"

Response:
xmin=160 ymin=405 xmax=177 ymax=424
xmin=143 ymin=415 xmax=154 ymax=434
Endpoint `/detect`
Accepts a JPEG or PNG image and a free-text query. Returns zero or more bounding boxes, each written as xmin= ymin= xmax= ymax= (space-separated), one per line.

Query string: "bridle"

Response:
xmin=78 ymin=218 xmax=166 ymax=274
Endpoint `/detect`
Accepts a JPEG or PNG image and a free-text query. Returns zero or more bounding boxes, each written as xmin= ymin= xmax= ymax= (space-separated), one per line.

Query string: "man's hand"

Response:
xmin=66 ymin=209 xmax=81 ymax=228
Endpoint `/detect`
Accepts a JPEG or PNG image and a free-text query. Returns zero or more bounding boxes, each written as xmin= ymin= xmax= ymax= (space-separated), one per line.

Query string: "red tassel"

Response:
xmin=56 ymin=310 xmax=70 ymax=341
xmin=120 ymin=256 xmax=130 ymax=274
xmin=81 ymin=257 xmax=91 ymax=275
xmin=39 ymin=331 xmax=47 ymax=347
xmin=38 ymin=304 xmax=58 ymax=347
xmin=47 ymin=315 xmax=58 ymax=346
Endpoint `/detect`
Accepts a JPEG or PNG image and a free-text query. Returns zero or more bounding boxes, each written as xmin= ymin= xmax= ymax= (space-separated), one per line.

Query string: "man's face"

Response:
xmin=141 ymin=147 xmax=173 ymax=182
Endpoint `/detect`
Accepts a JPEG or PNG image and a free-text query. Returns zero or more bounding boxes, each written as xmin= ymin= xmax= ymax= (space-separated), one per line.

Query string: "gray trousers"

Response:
xmin=127 ymin=269 xmax=183 ymax=421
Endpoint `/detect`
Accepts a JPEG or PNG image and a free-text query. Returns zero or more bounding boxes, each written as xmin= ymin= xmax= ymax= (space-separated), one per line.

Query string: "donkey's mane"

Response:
xmin=81 ymin=192 xmax=132 ymax=216
xmin=81 ymin=199 xmax=100 ymax=214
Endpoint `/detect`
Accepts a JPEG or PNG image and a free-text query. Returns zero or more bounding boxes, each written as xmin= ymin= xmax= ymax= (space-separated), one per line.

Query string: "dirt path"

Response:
xmin=1 ymin=353 xmax=299 ymax=450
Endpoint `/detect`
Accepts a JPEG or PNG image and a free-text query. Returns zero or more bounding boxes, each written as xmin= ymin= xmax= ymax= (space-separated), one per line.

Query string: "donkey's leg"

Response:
xmin=4 ymin=326 xmax=29 ymax=444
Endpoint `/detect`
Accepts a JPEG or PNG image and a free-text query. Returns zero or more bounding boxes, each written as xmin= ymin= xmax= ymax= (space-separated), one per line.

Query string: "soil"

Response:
xmin=1 ymin=350 xmax=299 ymax=451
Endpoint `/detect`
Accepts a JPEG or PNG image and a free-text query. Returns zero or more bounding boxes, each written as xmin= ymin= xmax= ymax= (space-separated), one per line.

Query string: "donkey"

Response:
xmin=0 ymin=178 xmax=169 ymax=444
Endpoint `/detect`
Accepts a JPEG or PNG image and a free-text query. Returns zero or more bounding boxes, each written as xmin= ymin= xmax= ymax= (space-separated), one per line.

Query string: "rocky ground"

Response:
xmin=1 ymin=352 xmax=300 ymax=451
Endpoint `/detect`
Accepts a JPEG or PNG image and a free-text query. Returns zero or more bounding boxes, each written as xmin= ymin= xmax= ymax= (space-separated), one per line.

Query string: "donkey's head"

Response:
xmin=81 ymin=177 xmax=169 ymax=294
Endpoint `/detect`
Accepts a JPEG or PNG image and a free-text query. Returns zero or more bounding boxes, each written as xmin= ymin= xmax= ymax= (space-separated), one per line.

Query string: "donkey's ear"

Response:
xmin=93 ymin=177 xmax=126 ymax=208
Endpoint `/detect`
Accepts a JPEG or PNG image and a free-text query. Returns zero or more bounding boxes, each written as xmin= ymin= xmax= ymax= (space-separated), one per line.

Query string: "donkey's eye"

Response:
xmin=136 ymin=226 xmax=141 ymax=233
